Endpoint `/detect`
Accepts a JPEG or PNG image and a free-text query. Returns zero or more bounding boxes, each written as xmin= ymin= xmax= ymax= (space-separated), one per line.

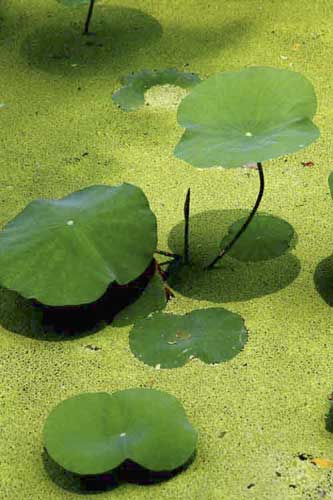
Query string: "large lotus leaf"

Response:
xmin=174 ymin=66 xmax=319 ymax=168
xmin=329 ymin=172 xmax=333 ymax=200
xmin=220 ymin=214 xmax=294 ymax=262
xmin=112 ymin=270 xmax=167 ymax=327
xmin=43 ymin=389 xmax=197 ymax=474
xmin=112 ymin=68 xmax=201 ymax=111
xmin=129 ymin=307 xmax=247 ymax=368
xmin=0 ymin=183 xmax=157 ymax=306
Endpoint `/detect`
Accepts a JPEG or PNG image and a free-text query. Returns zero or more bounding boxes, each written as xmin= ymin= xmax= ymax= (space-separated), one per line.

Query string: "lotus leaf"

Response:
xmin=112 ymin=68 xmax=201 ymax=111
xmin=174 ymin=66 xmax=319 ymax=168
xmin=220 ymin=214 xmax=294 ymax=262
xmin=43 ymin=389 xmax=197 ymax=474
xmin=129 ymin=307 xmax=247 ymax=368
xmin=0 ymin=183 xmax=157 ymax=306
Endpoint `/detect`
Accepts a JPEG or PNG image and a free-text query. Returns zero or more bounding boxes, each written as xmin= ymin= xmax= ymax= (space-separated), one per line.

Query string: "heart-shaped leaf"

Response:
xmin=220 ymin=214 xmax=295 ymax=261
xmin=329 ymin=172 xmax=333 ymax=200
xmin=112 ymin=68 xmax=201 ymax=111
xmin=174 ymin=66 xmax=319 ymax=168
xmin=0 ymin=183 xmax=157 ymax=306
xmin=129 ymin=307 xmax=247 ymax=368
xmin=43 ymin=389 xmax=197 ymax=474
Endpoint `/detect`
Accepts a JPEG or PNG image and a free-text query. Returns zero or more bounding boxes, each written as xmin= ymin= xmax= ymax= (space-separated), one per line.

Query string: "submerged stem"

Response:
xmin=83 ymin=0 xmax=96 ymax=35
xmin=205 ymin=162 xmax=265 ymax=270
xmin=183 ymin=188 xmax=191 ymax=264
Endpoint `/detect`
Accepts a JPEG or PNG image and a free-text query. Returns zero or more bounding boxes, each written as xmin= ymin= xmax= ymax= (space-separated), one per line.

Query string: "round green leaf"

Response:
xmin=129 ymin=307 xmax=248 ymax=368
xmin=329 ymin=172 xmax=333 ymax=200
xmin=220 ymin=214 xmax=294 ymax=262
xmin=174 ymin=66 xmax=319 ymax=168
xmin=43 ymin=389 xmax=197 ymax=474
xmin=112 ymin=68 xmax=201 ymax=111
xmin=0 ymin=183 xmax=157 ymax=306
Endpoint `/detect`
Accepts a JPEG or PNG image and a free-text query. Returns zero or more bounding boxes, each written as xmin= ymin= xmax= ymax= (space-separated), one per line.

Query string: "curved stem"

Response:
xmin=205 ymin=162 xmax=265 ymax=270
xmin=155 ymin=249 xmax=181 ymax=260
xmin=183 ymin=188 xmax=191 ymax=264
xmin=83 ymin=0 xmax=95 ymax=35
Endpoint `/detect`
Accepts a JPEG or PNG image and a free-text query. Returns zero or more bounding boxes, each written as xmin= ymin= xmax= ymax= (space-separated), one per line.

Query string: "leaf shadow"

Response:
xmin=314 ymin=255 xmax=333 ymax=307
xmin=167 ymin=209 xmax=301 ymax=303
xmin=43 ymin=449 xmax=196 ymax=494
xmin=0 ymin=260 xmax=156 ymax=340
xmin=20 ymin=6 xmax=163 ymax=77
xmin=325 ymin=401 xmax=333 ymax=433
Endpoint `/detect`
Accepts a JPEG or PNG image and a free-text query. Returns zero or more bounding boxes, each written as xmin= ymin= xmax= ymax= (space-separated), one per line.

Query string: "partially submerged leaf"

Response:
xmin=129 ymin=307 xmax=248 ymax=368
xmin=112 ymin=68 xmax=201 ymax=111
xmin=174 ymin=66 xmax=319 ymax=168
xmin=112 ymin=269 xmax=167 ymax=326
xmin=220 ymin=215 xmax=295 ymax=262
xmin=43 ymin=389 xmax=197 ymax=474
xmin=329 ymin=172 xmax=333 ymax=200
xmin=0 ymin=183 xmax=157 ymax=306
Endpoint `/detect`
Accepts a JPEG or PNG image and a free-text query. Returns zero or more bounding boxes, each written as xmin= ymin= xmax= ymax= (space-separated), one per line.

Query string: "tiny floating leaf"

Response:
xmin=0 ymin=183 xmax=157 ymax=306
xmin=174 ymin=66 xmax=319 ymax=168
xmin=329 ymin=172 xmax=333 ymax=200
xmin=129 ymin=307 xmax=248 ymax=368
xmin=43 ymin=389 xmax=197 ymax=474
xmin=112 ymin=68 xmax=201 ymax=111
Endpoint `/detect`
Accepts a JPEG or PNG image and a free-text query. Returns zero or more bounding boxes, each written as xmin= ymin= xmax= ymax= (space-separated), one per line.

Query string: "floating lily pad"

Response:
xmin=174 ymin=66 xmax=319 ymax=168
xmin=112 ymin=269 xmax=167 ymax=326
xmin=0 ymin=183 xmax=157 ymax=306
xmin=220 ymin=215 xmax=295 ymax=262
xmin=129 ymin=307 xmax=247 ymax=368
xmin=43 ymin=389 xmax=197 ymax=474
xmin=112 ymin=68 xmax=201 ymax=111
xmin=329 ymin=172 xmax=333 ymax=199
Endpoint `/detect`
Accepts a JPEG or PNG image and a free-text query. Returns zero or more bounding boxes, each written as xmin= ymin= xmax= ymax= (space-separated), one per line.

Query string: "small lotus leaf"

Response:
xmin=0 ymin=183 xmax=157 ymax=306
xmin=112 ymin=269 xmax=167 ymax=326
xmin=43 ymin=389 xmax=197 ymax=474
xmin=174 ymin=66 xmax=319 ymax=168
xmin=112 ymin=68 xmax=201 ymax=111
xmin=220 ymin=215 xmax=294 ymax=262
xmin=129 ymin=307 xmax=248 ymax=368
xmin=329 ymin=172 xmax=333 ymax=200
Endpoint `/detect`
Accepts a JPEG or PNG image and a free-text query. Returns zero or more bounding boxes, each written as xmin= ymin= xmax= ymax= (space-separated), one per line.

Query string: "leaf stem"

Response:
xmin=205 ymin=162 xmax=265 ymax=270
xmin=183 ymin=188 xmax=191 ymax=264
xmin=155 ymin=249 xmax=182 ymax=260
xmin=83 ymin=0 xmax=95 ymax=35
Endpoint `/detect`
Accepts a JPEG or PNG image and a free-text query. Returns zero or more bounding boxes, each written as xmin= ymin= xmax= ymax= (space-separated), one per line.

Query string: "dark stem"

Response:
xmin=155 ymin=249 xmax=181 ymax=260
xmin=155 ymin=260 xmax=175 ymax=300
xmin=183 ymin=188 xmax=191 ymax=264
xmin=83 ymin=0 xmax=96 ymax=35
xmin=205 ymin=162 xmax=265 ymax=270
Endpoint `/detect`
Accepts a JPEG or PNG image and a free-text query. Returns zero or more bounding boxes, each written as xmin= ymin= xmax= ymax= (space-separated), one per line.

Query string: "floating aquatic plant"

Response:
xmin=129 ymin=307 xmax=247 ymax=368
xmin=43 ymin=389 xmax=197 ymax=475
xmin=174 ymin=66 xmax=320 ymax=268
xmin=112 ymin=68 xmax=201 ymax=112
xmin=0 ymin=183 xmax=157 ymax=306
